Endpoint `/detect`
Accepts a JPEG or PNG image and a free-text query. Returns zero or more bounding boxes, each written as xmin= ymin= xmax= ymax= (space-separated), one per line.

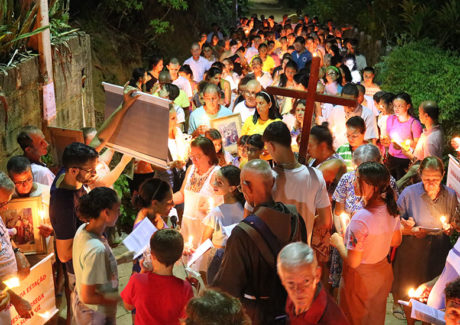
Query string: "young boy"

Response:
xmin=121 ymin=229 xmax=194 ymax=325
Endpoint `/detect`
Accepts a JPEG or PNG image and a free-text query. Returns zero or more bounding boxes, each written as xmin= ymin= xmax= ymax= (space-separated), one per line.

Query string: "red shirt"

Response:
xmin=121 ymin=272 xmax=193 ymax=325
xmin=286 ymin=285 xmax=349 ymax=325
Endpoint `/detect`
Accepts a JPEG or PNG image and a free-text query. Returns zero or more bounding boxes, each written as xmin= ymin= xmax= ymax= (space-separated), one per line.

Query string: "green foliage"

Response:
xmin=375 ymin=40 xmax=460 ymax=138
xmin=49 ymin=0 xmax=79 ymax=44
xmin=113 ymin=174 xmax=137 ymax=234
xmin=302 ymin=0 xmax=459 ymax=49
xmin=0 ymin=0 xmax=49 ymax=64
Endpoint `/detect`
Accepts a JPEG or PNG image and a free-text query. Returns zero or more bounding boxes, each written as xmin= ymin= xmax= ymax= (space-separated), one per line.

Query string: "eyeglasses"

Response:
xmin=13 ymin=177 xmax=33 ymax=186
xmin=189 ymin=154 xmax=204 ymax=161
xmin=73 ymin=167 xmax=97 ymax=174
xmin=245 ymin=91 xmax=258 ymax=97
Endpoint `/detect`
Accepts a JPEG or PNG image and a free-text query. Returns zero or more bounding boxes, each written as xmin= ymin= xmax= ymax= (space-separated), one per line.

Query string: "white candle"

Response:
xmin=186 ymin=236 xmax=193 ymax=250
xmin=453 ymin=137 xmax=460 ymax=152
xmin=340 ymin=213 xmax=350 ymax=235
xmin=39 ymin=209 xmax=45 ymax=223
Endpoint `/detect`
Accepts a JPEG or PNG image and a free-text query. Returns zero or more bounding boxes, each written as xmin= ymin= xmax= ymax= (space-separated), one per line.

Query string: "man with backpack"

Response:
xmin=212 ymin=159 xmax=307 ymax=324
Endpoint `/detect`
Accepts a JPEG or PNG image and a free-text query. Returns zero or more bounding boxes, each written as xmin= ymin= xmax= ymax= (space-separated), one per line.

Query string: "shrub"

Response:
xmin=375 ymin=40 xmax=460 ymax=140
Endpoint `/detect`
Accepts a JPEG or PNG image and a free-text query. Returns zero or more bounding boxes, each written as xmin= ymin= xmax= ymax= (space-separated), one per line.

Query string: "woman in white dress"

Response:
xmin=173 ymin=136 xmax=223 ymax=252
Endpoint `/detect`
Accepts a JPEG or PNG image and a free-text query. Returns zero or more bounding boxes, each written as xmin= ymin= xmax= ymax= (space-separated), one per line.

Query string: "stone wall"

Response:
xmin=0 ymin=33 xmax=95 ymax=169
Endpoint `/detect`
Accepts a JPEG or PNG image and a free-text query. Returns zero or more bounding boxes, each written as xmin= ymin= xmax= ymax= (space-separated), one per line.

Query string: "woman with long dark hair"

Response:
xmin=330 ymin=162 xmax=402 ymax=324
xmin=241 ymin=91 xmax=282 ymax=136
xmin=200 ymin=165 xmax=245 ymax=282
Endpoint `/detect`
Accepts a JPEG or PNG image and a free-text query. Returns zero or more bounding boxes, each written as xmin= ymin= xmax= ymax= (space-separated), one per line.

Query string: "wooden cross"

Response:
xmin=266 ymin=56 xmax=357 ymax=164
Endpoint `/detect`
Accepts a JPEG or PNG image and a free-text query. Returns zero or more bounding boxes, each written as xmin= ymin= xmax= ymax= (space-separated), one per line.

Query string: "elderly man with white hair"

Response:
xmin=213 ymin=159 xmax=307 ymax=325
xmin=0 ymin=172 xmax=33 ymax=322
xmin=278 ymin=242 xmax=349 ymax=324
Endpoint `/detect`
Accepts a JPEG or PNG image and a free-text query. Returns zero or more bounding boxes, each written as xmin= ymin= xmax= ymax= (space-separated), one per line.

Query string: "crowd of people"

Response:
xmin=0 ymin=12 xmax=459 ymax=325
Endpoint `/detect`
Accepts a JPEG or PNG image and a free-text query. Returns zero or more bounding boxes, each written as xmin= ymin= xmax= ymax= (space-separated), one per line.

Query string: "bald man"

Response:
xmin=187 ymin=83 xmax=232 ymax=135
xmin=233 ymin=79 xmax=261 ymax=124
xmin=213 ymin=159 xmax=307 ymax=325
xmin=278 ymin=242 xmax=349 ymax=324
xmin=183 ymin=42 xmax=212 ymax=83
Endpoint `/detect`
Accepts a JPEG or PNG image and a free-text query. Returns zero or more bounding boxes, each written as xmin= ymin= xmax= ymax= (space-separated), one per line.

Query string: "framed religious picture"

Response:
xmin=3 ymin=197 xmax=46 ymax=255
xmin=210 ymin=114 xmax=242 ymax=154
xmin=48 ymin=127 xmax=84 ymax=166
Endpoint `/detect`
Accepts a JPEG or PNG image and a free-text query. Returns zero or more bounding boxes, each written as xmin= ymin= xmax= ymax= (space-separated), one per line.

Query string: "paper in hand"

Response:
xmin=123 ymin=218 xmax=158 ymax=259
xmin=410 ymin=299 xmax=445 ymax=325
xmin=187 ymin=239 xmax=214 ymax=267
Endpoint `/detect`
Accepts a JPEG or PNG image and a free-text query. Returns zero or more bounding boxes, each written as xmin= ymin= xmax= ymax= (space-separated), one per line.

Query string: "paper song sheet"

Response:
xmin=122 ymin=218 xmax=158 ymax=259
xmin=187 ymin=239 xmax=214 ymax=267
xmin=410 ymin=299 xmax=445 ymax=325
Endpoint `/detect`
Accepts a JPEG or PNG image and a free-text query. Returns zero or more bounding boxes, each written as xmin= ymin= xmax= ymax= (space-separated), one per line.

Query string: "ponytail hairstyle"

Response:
xmin=220 ymin=165 xmax=245 ymax=206
xmin=128 ymin=67 xmax=146 ymax=89
xmin=78 ymin=187 xmax=119 ymax=222
xmin=253 ymin=91 xmax=281 ymax=123
xmin=394 ymin=92 xmax=415 ymax=117
xmin=356 ymin=162 xmax=399 ymax=217
xmin=134 ymin=178 xmax=171 ymax=209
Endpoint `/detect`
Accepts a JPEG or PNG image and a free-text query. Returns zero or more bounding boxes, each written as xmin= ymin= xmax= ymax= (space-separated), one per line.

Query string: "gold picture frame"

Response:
xmin=210 ymin=113 xmax=242 ymax=154
xmin=3 ymin=197 xmax=46 ymax=255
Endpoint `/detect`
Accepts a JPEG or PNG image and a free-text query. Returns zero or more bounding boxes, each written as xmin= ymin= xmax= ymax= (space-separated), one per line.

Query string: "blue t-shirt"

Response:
xmin=188 ymin=106 xmax=233 ymax=134
xmin=49 ymin=169 xmax=88 ymax=273
xmin=291 ymin=49 xmax=312 ymax=70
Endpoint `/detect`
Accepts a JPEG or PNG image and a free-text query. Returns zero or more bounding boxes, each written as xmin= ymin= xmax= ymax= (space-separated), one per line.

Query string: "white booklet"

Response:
xmin=187 ymin=239 xmax=214 ymax=267
xmin=409 ymin=299 xmax=445 ymax=325
xmin=123 ymin=218 xmax=158 ymax=259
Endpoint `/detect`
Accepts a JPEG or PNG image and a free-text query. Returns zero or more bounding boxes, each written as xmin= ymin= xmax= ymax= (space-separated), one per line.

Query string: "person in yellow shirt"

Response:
xmin=253 ymin=43 xmax=276 ymax=74
xmin=241 ymin=91 xmax=282 ymax=136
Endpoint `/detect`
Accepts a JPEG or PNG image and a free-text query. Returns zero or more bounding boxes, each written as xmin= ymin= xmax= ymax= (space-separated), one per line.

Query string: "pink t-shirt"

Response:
xmin=386 ymin=115 xmax=423 ymax=159
xmin=121 ymin=272 xmax=193 ymax=325
xmin=345 ymin=205 xmax=400 ymax=264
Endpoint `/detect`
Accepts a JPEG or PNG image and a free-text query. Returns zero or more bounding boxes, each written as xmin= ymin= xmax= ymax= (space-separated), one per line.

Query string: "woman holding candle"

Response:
xmin=200 ymin=165 xmax=245 ymax=283
xmin=383 ymin=92 xmax=423 ymax=180
xmin=330 ymin=162 xmax=402 ymax=325
xmin=329 ymin=144 xmax=398 ymax=291
xmin=391 ymin=156 xmax=457 ymax=318
xmin=173 ymin=136 xmax=223 ymax=259
xmin=132 ymin=178 xmax=176 ymax=273
xmin=241 ymin=91 xmax=282 ymax=136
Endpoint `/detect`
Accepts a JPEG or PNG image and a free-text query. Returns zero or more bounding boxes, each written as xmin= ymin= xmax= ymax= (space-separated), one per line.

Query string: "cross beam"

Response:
xmin=266 ymin=56 xmax=357 ymax=164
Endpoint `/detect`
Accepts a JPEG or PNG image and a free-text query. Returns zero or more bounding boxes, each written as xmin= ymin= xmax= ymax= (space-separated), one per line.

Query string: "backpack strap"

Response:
xmin=238 ymin=221 xmax=277 ymax=269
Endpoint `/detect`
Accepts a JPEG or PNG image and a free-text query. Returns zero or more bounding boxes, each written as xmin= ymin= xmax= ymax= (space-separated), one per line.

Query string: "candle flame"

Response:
xmin=39 ymin=209 xmax=45 ymax=223
xmin=208 ymin=198 xmax=214 ymax=209
xmin=408 ymin=286 xmax=424 ymax=298
xmin=453 ymin=137 xmax=460 ymax=152
xmin=4 ymin=277 xmax=20 ymax=289
xmin=340 ymin=213 xmax=350 ymax=234
xmin=440 ymin=216 xmax=447 ymax=224
xmin=187 ymin=236 xmax=193 ymax=247
xmin=38 ymin=311 xmax=51 ymax=319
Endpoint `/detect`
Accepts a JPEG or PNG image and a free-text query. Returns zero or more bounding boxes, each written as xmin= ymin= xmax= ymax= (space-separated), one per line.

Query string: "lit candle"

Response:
xmin=39 ymin=209 xmax=45 ymax=223
xmin=408 ymin=286 xmax=424 ymax=299
xmin=340 ymin=213 xmax=350 ymax=234
xmin=38 ymin=311 xmax=51 ymax=319
xmin=3 ymin=277 xmax=20 ymax=289
xmin=186 ymin=236 xmax=193 ymax=250
xmin=203 ymin=115 xmax=211 ymax=127
xmin=440 ymin=215 xmax=450 ymax=231
xmin=453 ymin=137 xmax=460 ymax=152
xmin=208 ymin=198 xmax=214 ymax=211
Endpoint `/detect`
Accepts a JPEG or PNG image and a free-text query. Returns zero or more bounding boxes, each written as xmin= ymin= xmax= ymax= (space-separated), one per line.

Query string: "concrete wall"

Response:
xmin=0 ymin=33 xmax=95 ymax=169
